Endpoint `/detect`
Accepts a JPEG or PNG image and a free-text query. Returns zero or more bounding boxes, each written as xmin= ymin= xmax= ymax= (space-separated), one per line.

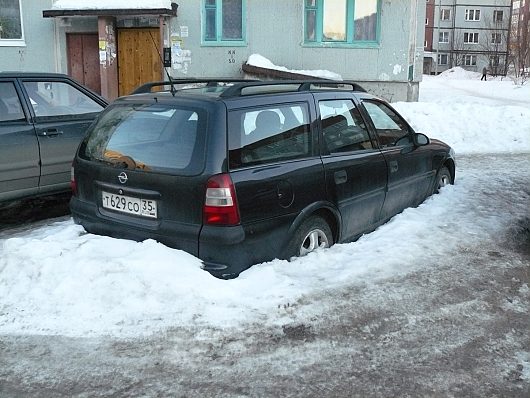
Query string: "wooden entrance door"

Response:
xmin=67 ymin=33 xmax=101 ymax=94
xmin=117 ymin=28 xmax=162 ymax=96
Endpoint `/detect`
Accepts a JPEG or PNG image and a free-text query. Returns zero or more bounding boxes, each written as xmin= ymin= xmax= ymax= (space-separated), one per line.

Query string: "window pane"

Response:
xmin=222 ymin=0 xmax=242 ymax=40
xmin=319 ymin=100 xmax=373 ymax=153
xmin=0 ymin=82 xmax=25 ymax=122
xmin=306 ymin=9 xmax=316 ymax=41
xmin=228 ymin=104 xmax=311 ymax=168
xmin=23 ymin=81 xmax=103 ymax=117
xmin=83 ymin=104 xmax=205 ymax=174
xmin=354 ymin=0 xmax=378 ymax=41
xmin=0 ymin=0 xmax=22 ymax=40
xmin=205 ymin=8 xmax=216 ymax=40
xmin=323 ymin=0 xmax=346 ymax=41
xmin=362 ymin=101 xmax=410 ymax=148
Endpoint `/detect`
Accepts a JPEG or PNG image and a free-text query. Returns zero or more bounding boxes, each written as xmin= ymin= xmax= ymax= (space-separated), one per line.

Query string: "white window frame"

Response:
xmin=464 ymin=55 xmax=477 ymax=66
xmin=464 ymin=32 xmax=479 ymax=44
xmin=465 ymin=9 xmax=481 ymax=21
xmin=438 ymin=54 xmax=448 ymax=65
xmin=0 ymin=0 xmax=25 ymax=46
xmin=439 ymin=31 xmax=449 ymax=43
xmin=440 ymin=8 xmax=451 ymax=21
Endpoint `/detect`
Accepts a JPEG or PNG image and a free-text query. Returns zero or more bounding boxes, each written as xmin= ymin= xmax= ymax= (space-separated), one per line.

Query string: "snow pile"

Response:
xmin=52 ymin=0 xmax=173 ymax=9
xmin=0 ymin=175 xmax=504 ymax=337
xmin=247 ymin=54 xmax=343 ymax=81
xmin=393 ymin=73 xmax=530 ymax=154
xmin=438 ymin=66 xmax=483 ymax=80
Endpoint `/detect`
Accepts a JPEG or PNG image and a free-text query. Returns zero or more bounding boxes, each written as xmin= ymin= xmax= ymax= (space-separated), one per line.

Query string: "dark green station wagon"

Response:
xmin=70 ymin=79 xmax=455 ymax=278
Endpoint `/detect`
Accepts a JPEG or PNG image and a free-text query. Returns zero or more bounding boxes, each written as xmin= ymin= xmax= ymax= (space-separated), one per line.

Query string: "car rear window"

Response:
xmin=80 ymin=103 xmax=206 ymax=175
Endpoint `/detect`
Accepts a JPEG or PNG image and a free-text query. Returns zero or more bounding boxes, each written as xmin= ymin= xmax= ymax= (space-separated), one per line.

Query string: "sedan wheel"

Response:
xmin=436 ymin=166 xmax=452 ymax=193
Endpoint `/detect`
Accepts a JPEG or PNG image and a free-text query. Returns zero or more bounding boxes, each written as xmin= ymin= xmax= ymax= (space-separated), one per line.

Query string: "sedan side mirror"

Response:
xmin=414 ymin=133 xmax=430 ymax=147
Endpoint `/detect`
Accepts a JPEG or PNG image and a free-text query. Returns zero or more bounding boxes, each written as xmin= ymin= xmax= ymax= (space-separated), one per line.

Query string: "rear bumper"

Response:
xmin=70 ymin=196 xmax=274 ymax=278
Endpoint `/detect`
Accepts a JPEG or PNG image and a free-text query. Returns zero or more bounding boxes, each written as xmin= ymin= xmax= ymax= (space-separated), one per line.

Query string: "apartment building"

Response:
xmin=424 ymin=0 xmax=512 ymax=75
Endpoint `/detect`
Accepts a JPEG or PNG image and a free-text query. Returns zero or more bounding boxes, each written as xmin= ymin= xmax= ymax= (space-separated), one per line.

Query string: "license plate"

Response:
xmin=101 ymin=191 xmax=157 ymax=218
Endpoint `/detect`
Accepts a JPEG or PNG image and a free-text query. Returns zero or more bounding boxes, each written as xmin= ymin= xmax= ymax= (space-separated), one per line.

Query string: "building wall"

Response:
xmin=168 ymin=0 xmax=426 ymax=102
xmin=426 ymin=0 xmax=512 ymax=74
xmin=0 ymin=0 xmax=55 ymax=72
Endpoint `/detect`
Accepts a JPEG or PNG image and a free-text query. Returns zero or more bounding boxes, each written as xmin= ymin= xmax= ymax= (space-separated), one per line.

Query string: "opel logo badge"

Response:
xmin=118 ymin=172 xmax=128 ymax=184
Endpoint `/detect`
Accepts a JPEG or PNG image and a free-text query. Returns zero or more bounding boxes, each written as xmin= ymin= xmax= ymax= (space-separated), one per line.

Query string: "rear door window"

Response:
xmin=0 ymin=82 xmax=26 ymax=122
xmin=81 ymin=103 xmax=206 ymax=175
xmin=228 ymin=103 xmax=312 ymax=169
xmin=22 ymin=80 xmax=103 ymax=119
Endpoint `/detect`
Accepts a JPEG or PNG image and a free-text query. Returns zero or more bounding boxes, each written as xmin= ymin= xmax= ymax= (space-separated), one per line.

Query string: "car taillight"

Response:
xmin=70 ymin=164 xmax=77 ymax=196
xmin=203 ymin=173 xmax=240 ymax=225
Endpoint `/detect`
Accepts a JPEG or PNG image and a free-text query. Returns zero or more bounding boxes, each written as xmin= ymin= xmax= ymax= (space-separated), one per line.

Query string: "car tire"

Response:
xmin=285 ymin=216 xmax=334 ymax=260
xmin=435 ymin=166 xmax=452 ymax=193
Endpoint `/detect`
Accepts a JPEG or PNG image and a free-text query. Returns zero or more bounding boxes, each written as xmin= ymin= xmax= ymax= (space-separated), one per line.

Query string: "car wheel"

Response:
xmin=435 ymin=166 xmax=452 ymax=193
xmin=285 ymin=216 xmax=334 ymax=259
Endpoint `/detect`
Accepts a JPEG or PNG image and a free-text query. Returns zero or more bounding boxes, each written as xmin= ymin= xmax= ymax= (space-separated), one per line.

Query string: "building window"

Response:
xmin=0 ymin=0 xmax=24 ymax=45
xmin=464 ymin=55 xmax=477 ymax=66
xmin=439 ymin=31 xmax=449 ymax=43
xmin=464 ymin=32 xmax=479 ymax=44
xmin=304 ymin=0 xmax=380 ymax=45
xmin=491 ymin=32 xmax=502 ymax=44
xmin=203 ymin=0 xmax=245 ymax=44
xmin=493 ymin=10 xmax=503 ymax=22
xmin=465 ymin=9 xmax=481 ymax=21
xmin=438 ymin=54 xmax=448 ymax=65
xmin=490 ymin=55 xmax=500 ymax=66
xmin=440 ymin=8 xmax=451 ymax=21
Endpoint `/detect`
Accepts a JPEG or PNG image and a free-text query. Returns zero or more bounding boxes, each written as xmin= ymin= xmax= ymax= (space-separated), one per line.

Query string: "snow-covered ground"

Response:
xmin=0 ymin=69 xmax=528 ymax=339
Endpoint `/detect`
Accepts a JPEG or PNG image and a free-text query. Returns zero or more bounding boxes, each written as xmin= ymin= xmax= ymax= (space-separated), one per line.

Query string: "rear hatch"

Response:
xmin=73 ymin=98 xmax=211 ymax=255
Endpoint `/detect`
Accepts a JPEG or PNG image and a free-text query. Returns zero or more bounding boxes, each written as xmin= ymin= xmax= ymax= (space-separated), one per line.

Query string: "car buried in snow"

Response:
xmin=69 ymin=79 xmax=455 ymax=279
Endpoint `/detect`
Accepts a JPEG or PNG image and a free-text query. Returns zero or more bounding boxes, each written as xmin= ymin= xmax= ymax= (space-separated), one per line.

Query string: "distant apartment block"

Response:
xmin=424 ymin=0 xmax=512 ymax=75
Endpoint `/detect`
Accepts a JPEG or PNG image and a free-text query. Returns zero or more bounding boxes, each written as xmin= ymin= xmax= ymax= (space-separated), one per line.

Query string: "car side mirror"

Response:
xmin=414 ymin=133 xmax=430 ymax=146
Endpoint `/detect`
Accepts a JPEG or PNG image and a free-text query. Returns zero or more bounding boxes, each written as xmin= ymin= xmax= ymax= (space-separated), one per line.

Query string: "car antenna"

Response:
xmin=149 ymin=31 xmax=176 ymax=96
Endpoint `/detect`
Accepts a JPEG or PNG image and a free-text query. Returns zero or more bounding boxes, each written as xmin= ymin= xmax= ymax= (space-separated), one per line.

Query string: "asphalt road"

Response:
xmin=0 ymin=154 xmax=529 ymax=397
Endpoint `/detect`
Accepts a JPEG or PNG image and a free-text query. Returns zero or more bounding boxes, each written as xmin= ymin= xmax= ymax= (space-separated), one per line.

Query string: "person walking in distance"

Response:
xmin=481 ymin=66 xmax=487 ymax=81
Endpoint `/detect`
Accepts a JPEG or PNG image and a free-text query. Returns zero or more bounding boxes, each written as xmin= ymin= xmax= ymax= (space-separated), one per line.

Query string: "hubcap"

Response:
xmin=439 ymin=174 xmax=450 ymax=188
xmin=300 ymin=229 xmax=329 ymax=256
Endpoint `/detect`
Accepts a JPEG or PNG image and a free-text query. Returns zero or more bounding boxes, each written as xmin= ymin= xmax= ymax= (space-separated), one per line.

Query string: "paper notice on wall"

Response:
xmin=180 ymin=26 xmax=189 ymax=38
xmin=99 ymin=50 xmax=107 ymax=64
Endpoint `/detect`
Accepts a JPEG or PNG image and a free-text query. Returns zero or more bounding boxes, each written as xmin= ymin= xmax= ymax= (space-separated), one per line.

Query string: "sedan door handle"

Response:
xmin=389 ymin=160 xmax=399 ymax=173
xmin=334 ymin=170 xmax=348 ymax=185
xmin=38 ymin=128 xmax=63 ymax=137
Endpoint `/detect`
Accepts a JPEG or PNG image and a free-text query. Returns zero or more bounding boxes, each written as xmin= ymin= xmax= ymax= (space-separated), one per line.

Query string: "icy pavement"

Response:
xmin=1 ymin=153 xmax=528 ymax=397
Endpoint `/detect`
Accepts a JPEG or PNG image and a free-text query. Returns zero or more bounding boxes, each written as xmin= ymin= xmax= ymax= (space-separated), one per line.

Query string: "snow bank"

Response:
xmin=393 ymin=72 xmax=530 ymax=154
xmin=247 ymin=54 xmax=343 ymax=81
xmin=52 ymin=0 xmax=173 ymax=9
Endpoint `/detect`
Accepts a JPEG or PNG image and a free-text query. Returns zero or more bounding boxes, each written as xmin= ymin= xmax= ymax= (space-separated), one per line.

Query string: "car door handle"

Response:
xmin=38 ymin=128 xmax=63 ymax=137
xmin=334 ymin=170 xmax=348 ymax=185
xmin=389 ymin=160 xmax=399 ymax=173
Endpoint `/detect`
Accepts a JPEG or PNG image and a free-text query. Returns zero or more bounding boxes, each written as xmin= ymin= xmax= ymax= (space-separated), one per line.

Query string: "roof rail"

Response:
xmin=219 ymin=80 xmax=366 ymax=98
xmin=131 ymin=79 xmax=259 ymax=94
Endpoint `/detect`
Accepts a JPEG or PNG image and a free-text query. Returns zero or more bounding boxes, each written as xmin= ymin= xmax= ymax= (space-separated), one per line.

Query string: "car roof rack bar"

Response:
xmin=219 ymin=80 xmax=366 ymax=98
xmin=131 ymin=79 xmax=259 ymax=94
